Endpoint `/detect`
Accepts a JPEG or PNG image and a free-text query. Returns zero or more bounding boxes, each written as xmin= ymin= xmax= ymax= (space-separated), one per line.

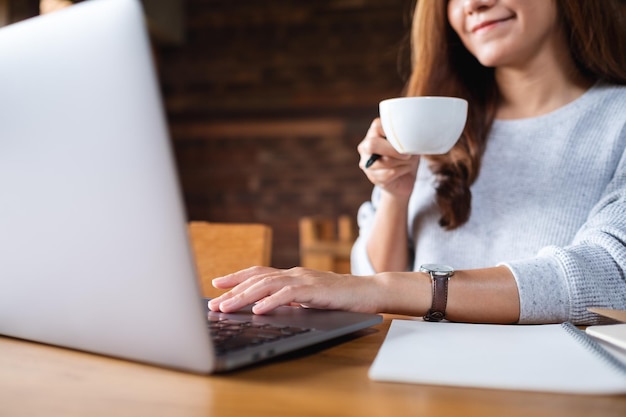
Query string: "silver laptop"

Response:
xmin=0 ymin=0 xmax=381 ymax=373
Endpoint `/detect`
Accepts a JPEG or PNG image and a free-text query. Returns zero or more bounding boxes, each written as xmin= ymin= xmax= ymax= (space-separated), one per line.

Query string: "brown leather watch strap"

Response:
xmin=424 ymin=274 xmax=449 ymax=321
xmin=421 ymin=264 xmax=454 ymax=322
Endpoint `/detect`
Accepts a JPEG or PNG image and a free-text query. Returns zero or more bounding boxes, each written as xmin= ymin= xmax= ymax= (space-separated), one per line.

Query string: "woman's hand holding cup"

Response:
xmin=359 ymin=96 xmax=468 ymax=198
xmin=358 ymin=118 xmax=420 ymax=199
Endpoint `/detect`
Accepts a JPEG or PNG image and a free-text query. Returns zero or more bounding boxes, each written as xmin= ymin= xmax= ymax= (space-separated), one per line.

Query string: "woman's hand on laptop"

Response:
xmin=208 ymin=266 xmax=388 ymax=315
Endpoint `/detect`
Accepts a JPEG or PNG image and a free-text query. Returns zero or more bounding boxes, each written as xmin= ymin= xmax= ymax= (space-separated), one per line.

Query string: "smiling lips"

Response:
xmin=471 ymin=16 xmax=514 ymax=33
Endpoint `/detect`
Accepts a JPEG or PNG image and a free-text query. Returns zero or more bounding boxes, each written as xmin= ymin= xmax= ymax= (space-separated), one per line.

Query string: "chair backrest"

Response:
xmin=299 ymin=215 xmax=355 ymax=273
xmin=188 ymin=221 xmax=273 ymax=297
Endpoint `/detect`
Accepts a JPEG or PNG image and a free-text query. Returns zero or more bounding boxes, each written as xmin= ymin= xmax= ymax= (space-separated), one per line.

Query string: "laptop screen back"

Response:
xmin=0 ymin=0 xmax=215 ymax=372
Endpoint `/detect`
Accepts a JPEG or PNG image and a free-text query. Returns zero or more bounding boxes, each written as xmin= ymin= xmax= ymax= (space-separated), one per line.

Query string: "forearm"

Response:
xmin=376 ymin=265 xmax=520 ymax=323
xmin=366 ymin=191 xmax=411 ymax=272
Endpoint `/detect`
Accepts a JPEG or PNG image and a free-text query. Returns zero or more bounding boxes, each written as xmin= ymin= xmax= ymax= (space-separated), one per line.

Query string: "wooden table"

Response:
xmin=1 ymin=315 xmax=625 ymax=417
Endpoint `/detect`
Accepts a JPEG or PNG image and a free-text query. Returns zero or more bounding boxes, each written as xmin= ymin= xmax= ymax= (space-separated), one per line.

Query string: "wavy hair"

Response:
xmin=406 ymin=0 xmax=626 ymax=229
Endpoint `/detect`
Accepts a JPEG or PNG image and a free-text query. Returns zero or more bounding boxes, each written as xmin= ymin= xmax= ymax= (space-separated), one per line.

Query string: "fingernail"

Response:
xmin=251 ymin=300 xmax=268 ymax=314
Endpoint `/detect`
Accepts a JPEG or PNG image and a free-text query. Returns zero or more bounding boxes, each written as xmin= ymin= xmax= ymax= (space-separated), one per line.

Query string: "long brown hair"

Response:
xmin=406 ymin=0 xmax=626 ymax=229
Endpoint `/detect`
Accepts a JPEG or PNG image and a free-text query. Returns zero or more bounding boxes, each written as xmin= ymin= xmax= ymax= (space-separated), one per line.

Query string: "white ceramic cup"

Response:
xmin=378 ymin=96 xmax=468 ymax=155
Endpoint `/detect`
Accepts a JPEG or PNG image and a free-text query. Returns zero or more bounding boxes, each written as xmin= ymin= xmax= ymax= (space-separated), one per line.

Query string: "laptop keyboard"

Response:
xmin=208 ymin=316 xmax=313 ymax=355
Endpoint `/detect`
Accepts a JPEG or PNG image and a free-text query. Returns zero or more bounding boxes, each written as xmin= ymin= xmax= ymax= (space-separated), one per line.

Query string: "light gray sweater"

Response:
xmin=351 ymin=82 xmax=626 ymax=325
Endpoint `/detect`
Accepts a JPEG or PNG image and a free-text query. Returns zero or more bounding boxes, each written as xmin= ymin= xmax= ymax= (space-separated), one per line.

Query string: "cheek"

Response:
xmin=447 ymin=3 xmax=464 ymax=35
xmin=447 ymin=2 xmax=470 ymax=49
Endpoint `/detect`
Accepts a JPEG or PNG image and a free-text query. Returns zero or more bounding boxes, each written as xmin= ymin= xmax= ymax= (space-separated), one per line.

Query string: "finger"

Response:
xmin=359 ymin=143 xmax=407 ymax=170
xmin=359 ymin=141 xmax=411 ymax=168
xmin=364 ymin=157 xmax=419 ymax=184
xmin=208 ymin=267 xmax=277 ymax=311
xmin=213 ymin=271 xmax=292 ymax=313
xmin=359 ymin=119 xmax=386 ymax=152
xmin=250 ymin=285 xmax=312 ymax=314
xmin=368 ymin=118 xmax=385 ymax=137
xmin=212 ymin=266 xmax=274 ymax=289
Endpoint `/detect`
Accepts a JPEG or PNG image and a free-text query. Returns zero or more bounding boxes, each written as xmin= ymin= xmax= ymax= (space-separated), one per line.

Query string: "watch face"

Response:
xmin=420 ymin=264 xmax=455 ymax=275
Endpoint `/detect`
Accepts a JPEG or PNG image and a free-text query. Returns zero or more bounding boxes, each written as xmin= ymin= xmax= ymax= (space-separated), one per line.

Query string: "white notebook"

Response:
xmin=369 ymin=320 xmax=626 ymax=394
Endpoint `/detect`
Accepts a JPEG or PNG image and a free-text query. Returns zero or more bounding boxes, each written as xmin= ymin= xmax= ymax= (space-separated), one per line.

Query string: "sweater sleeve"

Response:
xmin=350 ymin=188 xmax=379 ymax=276
xmin=504 ymin=145 xmax=626 ymax=325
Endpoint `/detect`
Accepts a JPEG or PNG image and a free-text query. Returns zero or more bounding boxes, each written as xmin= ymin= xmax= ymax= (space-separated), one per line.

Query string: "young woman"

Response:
xmin=209 ymin=0 xmax=626 ymax=325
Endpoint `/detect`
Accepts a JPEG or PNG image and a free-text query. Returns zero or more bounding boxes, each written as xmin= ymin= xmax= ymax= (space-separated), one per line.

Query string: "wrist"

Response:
xmin=379 ymin=188 xmax=411 ymax=207
xmin=374 ymin=271 xmax=431 ymax=316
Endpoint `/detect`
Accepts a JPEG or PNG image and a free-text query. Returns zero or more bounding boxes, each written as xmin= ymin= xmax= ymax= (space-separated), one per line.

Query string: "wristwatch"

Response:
xmin=420 ymin=264 xmax=455 ymax=322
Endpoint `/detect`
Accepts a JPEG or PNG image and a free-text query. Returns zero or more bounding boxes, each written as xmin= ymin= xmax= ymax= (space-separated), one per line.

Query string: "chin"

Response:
xmin=473 ymin=51 xmax=511 ymax=69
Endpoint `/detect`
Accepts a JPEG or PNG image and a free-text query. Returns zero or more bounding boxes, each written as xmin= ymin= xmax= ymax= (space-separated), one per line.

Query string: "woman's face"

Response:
xmin=447 ymin=0 xmax=562 ymax=69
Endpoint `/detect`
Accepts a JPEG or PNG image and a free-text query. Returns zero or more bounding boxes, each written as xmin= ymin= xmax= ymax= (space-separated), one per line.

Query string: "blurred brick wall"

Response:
xmin=156 ymin=0 xmax=413 ymax=268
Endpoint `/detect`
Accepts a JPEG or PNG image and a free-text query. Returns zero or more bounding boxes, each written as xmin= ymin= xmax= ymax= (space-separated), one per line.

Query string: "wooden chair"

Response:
xmin=188 ymin=221 xmax=272 ymax=298
xmin=299 ymin=215 xmax=356 ymax=274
